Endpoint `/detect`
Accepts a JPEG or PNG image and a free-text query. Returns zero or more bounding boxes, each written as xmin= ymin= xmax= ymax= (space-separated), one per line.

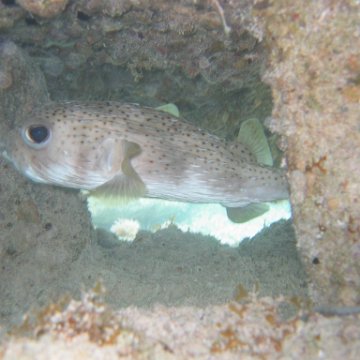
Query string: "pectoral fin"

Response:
xmin=90 ymin=140 xmax=146 ymax=202
xmin=226 ymin=203 xmax=270 ymax=223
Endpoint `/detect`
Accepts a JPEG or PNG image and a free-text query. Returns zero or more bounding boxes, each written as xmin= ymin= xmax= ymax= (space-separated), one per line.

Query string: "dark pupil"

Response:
xmin=28 ymin=126 xmax=49 ymax=143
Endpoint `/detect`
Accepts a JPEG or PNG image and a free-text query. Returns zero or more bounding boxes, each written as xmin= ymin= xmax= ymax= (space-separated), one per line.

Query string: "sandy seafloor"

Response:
xmin=92 ymin=219 xmax=307 ymax=308
xmin=0 ymin=217 xmax=307 ymax=330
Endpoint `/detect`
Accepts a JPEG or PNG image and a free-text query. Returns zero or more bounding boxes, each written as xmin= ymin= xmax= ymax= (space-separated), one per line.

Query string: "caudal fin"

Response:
xmin=226 ymin=119 xmax=274 ymax=223
xmin=237 ymin=118 xmax=273 ymax=166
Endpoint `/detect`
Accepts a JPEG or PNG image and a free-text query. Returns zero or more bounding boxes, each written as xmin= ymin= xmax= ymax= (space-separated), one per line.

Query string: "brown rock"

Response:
xmin=17 ymin=0 xmax=68 ymax=18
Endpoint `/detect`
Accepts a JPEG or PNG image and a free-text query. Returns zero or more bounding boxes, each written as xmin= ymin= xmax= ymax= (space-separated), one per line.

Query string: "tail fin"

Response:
xmin=227 ymin=118 xmax=273 ymax=223
xmin=237 ymin=118 xmax=273 ymax=166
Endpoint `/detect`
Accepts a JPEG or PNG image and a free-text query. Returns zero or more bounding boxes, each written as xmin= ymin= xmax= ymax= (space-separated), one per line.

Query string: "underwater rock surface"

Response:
xmin=1 ymin=285 xmax=359 ymax=359
xmin=16 ymin=0 xmax=69 ymax=19
xmin=0 ymin=0 xmax=271 ymax=139
xmin=0 ymin=41 xmax=96 ymax=325
xmin=257 ymin=0 xmax=360 ymax=306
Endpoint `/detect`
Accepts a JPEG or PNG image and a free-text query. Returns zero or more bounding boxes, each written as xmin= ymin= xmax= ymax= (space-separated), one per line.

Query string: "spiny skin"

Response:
xmin=3 ymin=101 xmax=288 ymax=208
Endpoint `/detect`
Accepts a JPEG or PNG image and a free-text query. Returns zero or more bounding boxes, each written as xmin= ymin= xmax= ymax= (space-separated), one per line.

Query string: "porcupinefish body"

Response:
xmin=1 ymin=101 xmax=289 ymax=223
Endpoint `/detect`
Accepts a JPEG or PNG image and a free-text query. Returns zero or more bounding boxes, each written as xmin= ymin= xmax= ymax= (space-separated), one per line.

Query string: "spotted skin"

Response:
xmin=2 ymin=101 xmax=288 ymax=208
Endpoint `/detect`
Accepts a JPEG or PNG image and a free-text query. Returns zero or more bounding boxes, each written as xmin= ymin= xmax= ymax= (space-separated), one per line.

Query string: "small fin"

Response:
xmin=90 ymin=140 xmax=146 ymax=203
xmin=226 ymin=203 xmax=270 ymax=223
xmin=156 ymin=103 xmax=180 ymax=117
xmin=95 ymin=138 xmax=122 ymax=173
xmin=90 ymin=173 xmax=146 ymax=204
xmin=237 ymin=118 xmax=273 ymax=166
xmin=121 ymin=141 xmax=142 ymax=173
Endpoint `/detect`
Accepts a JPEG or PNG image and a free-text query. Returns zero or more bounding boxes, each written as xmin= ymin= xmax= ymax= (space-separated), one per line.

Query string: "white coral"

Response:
xmin=110 ymin=218 xmax=140 ymax=241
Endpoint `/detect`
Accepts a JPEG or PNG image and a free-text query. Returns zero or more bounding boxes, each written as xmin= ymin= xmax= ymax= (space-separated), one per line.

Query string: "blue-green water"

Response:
xmin=89 ymin=197 xmax=291 ymax=246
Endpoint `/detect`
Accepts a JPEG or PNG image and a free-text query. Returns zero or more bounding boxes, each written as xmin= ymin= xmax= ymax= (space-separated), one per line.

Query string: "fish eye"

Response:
xmin=22 ymin=124 xmax=52 ymax=149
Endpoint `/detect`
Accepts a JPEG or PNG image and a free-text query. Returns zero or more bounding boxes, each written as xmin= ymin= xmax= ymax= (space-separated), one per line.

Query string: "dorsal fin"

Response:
xmin=156 ymin=103 xmax=180 ymax=117
xmin=237 ymin=118 xmax=273 ymax=166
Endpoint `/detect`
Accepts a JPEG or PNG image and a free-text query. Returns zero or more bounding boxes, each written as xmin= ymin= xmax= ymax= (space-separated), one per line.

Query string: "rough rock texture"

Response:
xmin=17 ymin=0 xmax=69 ymax=18
xmin=0 ymin=0 xmax=271 ymax=139
xmin=0 ymin=41 xmax=96 ymax=325
xmin=255 ymin=0 xmax=360 ymax=305
xmin=1 ymin=288 xmax=359 ymax=360
xmin=0 ymin=40 xmax=47 ymax=129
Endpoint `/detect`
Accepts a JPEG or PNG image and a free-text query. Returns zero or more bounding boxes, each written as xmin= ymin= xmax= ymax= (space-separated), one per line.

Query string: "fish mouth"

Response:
xmin=1 ymin=149 xmax=11 ymax=162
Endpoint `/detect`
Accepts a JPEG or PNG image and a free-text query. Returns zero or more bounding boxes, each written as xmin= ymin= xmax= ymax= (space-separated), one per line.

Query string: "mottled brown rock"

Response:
xmin=0 ymin=42 xmax=95 ymax=326
xmin=256 ymin=0 xmax=360 ymax=305
xmin=0 ymin=3 xmax=25 ymax=29
xmin=1 ymin=290 xmax=359 ymax=359
xmin=17 ymin=0 xmax=68 ymax=18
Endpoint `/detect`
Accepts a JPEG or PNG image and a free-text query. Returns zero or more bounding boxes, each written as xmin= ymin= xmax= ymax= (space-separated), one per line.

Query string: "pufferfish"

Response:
xmin=1 ymin=101 xmax=289 ymax=223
